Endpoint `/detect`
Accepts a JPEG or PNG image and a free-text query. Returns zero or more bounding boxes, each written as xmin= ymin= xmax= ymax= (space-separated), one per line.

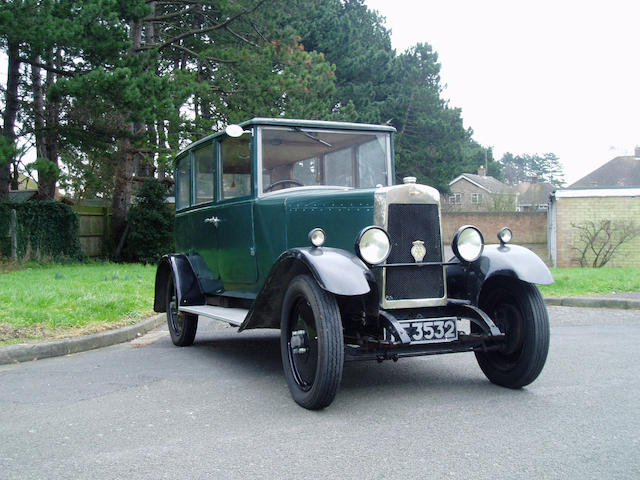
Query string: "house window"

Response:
xmin=471 ymin=193 xmax=483 ymax=204
xmin=448 ymin=193 xmax=462 ymax=204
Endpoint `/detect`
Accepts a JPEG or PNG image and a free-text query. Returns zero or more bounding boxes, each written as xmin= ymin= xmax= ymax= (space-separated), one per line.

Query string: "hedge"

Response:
xmin=0 ymin=201 xmax=83 ymax=261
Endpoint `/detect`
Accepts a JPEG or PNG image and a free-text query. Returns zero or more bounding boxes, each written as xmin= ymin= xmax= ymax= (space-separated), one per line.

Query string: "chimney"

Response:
xmin=477 ymin=165 xmax=486 ymax=176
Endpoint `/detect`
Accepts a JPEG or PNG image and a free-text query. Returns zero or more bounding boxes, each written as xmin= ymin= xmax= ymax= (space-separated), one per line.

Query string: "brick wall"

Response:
xmin=555 ymin=195 xmax=640 ymax=267
xmin=441 ymin=211 xmax=548 ymax=263
xmin=442 ymin=211 xmax=547 ymax=243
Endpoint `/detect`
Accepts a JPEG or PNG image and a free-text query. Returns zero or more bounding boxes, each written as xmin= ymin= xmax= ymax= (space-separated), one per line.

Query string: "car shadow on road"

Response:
xmin=183 ymin=327 xmax=516 ymax=404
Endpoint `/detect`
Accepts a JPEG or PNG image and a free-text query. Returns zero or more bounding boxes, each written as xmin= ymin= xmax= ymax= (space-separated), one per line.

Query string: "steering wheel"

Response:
xmin=264 ymin=179 xmax=304 ymax=192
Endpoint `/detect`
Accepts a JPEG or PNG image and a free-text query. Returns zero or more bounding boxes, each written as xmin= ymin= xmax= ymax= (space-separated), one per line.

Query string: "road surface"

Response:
xmin=1 ymin=306 xmax=638 ymax=479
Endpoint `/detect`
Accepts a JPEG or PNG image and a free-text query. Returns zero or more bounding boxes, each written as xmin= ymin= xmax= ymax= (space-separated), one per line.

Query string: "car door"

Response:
xmin=186 ymin=141 xmax=223 ymax=294
xmin=215 ymin=134 xmax=258 ymax=290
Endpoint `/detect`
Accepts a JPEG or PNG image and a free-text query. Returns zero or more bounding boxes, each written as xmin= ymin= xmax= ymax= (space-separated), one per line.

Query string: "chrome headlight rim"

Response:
xmin=355 ymin=226 xmax=391 ymax=265
xmin=308 ymin=227 xmax=326 ymax=248
xmin=498 ymin=226 xmax=513 ymax=246
xmin=452 ymin=225 xmax=484 ymax=263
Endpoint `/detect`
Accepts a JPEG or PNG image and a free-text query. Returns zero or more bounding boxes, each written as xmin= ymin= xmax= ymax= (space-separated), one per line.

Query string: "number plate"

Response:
xmin=399 ymin=317 xmax=458 ymax=344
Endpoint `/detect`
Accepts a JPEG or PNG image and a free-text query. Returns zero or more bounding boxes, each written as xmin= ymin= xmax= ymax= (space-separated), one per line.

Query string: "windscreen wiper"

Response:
xmin=293 ymin=127 xmax=332 ymax=148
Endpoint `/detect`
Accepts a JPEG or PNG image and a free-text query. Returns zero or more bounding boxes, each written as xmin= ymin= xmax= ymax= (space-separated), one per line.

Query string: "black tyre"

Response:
xmin=280 ymin=274 xmax=344 ymax=410
xmin=166 ymin=274 xmax=198 ymax=346
xmin=475 ymin=278 xmax=549 ymax=388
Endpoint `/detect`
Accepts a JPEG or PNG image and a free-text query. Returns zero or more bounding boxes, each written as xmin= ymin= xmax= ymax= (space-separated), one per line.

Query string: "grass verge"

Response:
xmin=0 ymin=262 xmax=156 ymax=344
xmin=538 ymin=267 xmax=640 ymax=297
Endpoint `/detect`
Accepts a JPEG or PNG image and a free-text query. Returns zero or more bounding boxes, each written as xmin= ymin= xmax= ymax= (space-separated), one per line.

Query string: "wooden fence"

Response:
xmin=74 ymin=205 xmax=111 ymax=258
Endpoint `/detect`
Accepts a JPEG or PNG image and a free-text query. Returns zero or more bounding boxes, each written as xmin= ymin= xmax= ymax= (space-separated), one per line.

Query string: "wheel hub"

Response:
xmin=291 ymin=329 xmax=308 ymax=354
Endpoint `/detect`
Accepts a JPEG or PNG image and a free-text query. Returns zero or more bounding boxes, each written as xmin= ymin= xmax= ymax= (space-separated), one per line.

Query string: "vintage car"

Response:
xmin=153 ymin=118 xmax=553 ymax=409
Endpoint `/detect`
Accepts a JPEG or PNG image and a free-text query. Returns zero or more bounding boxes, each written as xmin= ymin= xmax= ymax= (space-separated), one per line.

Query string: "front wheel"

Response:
xmin=280 ymin=274 xmax=344 ymax=410
xmin=475 ymin=279 xmax=550 ymax=388
xmin=166 ymin=274 xmax=198 ymax=346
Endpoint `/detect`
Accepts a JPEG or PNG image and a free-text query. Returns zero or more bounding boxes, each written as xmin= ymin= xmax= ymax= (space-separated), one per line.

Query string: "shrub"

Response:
xmin=123 ymin=179 xmax=174 ymax=264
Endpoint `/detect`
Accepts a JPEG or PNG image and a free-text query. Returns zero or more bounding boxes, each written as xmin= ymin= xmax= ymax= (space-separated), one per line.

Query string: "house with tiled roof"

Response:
xmin=514 ymin=177 xmax=556 ymax=212
xmin=444 ymin=166 xmax=517 ymax=211
xmin=569 ymin=148 xmax=640 ymax=188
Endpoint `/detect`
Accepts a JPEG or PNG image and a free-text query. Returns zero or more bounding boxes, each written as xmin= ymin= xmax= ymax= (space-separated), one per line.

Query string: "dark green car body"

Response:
xmin=154 ymin=118 xmax=553 ymax=409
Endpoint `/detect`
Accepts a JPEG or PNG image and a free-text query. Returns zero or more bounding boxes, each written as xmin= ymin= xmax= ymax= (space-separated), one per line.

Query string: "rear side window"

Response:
xmin=221 ymin=136 xmax=251 ymax=199
xmin=176 ymin=155 xmax=191 ymax=210
xmin=194 ymin=143 xmax=215 ymax=205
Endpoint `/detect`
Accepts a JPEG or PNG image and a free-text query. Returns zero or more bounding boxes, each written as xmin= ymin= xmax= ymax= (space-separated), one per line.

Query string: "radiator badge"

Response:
xmin=410 ymin=240 xmax=426 ymax=263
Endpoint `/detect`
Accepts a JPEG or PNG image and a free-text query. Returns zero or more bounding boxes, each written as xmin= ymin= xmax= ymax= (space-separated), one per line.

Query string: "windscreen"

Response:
xmin=260 ymin=127 xmax=390 ymax=193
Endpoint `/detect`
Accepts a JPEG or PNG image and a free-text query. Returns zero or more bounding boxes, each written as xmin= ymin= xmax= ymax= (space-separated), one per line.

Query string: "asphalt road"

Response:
xmin=1 ymin=306 xmax=639 ymax=480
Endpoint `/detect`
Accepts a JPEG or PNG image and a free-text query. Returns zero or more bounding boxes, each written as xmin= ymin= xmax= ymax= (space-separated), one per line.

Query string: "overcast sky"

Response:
xmin=365 ymin=0 xmax=640 ymax=184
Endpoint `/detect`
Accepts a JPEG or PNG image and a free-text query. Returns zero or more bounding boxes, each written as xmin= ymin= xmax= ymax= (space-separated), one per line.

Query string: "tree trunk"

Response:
xmin=1 ymin=41 xmax=20 ymax=201
xmin=36 ymin=50 xmax=61 ymax=200
xmin=156 ymin=120 xmax=166 ymax=181
xmin=146 ymin=3 xmax=159 ymax=180
xmin=110 ymin=21 xmax=143 ymax=254
xmin=31 ymin=58 xmax=47 ymax=191
xmin=10 ymin=163 xmax=19 ymax=190
xmin=111 ymin=133 xmax=135 ymax=254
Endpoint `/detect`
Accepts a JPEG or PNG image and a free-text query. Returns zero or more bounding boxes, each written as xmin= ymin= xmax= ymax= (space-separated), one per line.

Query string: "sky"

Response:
xmin=365 ymin=0 xmax=640 ymax=184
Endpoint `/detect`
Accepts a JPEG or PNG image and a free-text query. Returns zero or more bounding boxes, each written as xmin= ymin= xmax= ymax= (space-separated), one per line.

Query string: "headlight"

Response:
xmin=498 ymin=227 xmax=513 ymax=245
xmin=355 ymin=227 xmax=391 ymax=265
xmin=452 ymin=225 xmax=484 ymax=262
xmin=308 ymin=228 xmax=326 ymax=247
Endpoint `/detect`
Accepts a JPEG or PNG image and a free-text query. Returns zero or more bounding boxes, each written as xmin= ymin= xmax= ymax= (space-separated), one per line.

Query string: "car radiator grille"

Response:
xmin=385 ymin=204 xmax=444 ymax=300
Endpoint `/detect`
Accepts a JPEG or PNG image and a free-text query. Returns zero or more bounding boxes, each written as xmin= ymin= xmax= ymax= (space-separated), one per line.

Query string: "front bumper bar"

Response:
xmin=345 ymin=300 xmax=506 ymax=362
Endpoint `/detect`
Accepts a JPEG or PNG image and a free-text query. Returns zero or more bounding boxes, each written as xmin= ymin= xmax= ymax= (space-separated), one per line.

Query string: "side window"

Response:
xmin=176 ymin=155 xmax=191 ymax=210
xmin=194 ymin=143 xmax=215 ymax=205
xmin=221 ymin=136 xmax=251 ymax=199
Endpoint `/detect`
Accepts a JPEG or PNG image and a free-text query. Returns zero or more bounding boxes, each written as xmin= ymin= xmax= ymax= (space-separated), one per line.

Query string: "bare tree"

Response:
xmin=571 ymin=220 xmax=640 ymax=267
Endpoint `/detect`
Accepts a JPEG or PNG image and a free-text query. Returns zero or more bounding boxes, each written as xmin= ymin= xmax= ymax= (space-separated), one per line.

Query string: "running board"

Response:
xmin=178 ymin=305 xmax=249 ymax=327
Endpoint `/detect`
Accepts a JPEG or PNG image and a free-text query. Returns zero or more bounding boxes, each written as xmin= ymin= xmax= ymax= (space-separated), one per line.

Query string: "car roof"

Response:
xmin=176 ymin=117 xmax=396 ymax=159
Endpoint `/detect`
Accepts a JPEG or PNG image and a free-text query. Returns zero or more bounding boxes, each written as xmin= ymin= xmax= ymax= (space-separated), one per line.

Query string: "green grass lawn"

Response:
xmin=538 ymin=267 xmax=640 ymax=297
xmin=0 ymin=262 xmax=156 ymax=344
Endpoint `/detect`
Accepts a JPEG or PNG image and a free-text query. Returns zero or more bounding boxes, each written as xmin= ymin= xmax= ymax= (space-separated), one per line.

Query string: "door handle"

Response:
xmin=204 ymin=216 xmax=221 ymax=227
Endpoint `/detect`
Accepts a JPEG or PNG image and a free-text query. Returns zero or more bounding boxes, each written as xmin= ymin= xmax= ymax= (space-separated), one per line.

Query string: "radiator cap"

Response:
xmin=402 ymin=176 xmax=417 ymax=184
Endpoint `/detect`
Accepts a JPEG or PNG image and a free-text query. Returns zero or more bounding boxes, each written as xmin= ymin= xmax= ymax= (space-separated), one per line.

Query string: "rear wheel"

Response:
xmin=475 ymin=278 xmax=549 ymax=388
xmin=166 ymin=274 xmax=198 ymax=346
xmin=280 ymin=274 xmax=344 ymax=410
